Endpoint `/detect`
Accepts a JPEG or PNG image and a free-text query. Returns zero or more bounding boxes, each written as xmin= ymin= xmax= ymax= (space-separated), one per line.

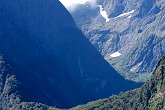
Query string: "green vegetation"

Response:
xmin=18 ymin=102 xmax=58 ymax=110
xmin=1 ymin=53 xmax=165 ymax=110
xmin=0 ymin=55 xmax=56 ymax=110
xmin=72 ymin=56 xmax=165 ymax=110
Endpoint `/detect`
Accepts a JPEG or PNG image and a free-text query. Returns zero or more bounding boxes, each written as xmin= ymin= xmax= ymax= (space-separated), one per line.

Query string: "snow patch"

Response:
xmin=98 ymin=5 xmax=110 ymax=22
xmin=114 ymin=10 xmax=135 ymax=19
xmin=110 ymin=52 xmax=122 ymax=58
xmin=127 ymin=15 xmax=132 ymax=18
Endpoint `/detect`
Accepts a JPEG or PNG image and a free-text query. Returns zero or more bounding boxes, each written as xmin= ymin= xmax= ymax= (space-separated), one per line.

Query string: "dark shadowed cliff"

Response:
xmin=0 ymin=0 xmax=141 ymax=109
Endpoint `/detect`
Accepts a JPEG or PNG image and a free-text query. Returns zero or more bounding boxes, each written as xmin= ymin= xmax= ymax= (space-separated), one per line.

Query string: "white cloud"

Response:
xmin=59 ymin=0 xmax=97 ymax=11
xmin=60 ymin=0 xmax=89 ymax=7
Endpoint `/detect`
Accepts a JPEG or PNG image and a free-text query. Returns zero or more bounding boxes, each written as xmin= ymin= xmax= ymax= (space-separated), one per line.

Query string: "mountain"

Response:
xmin=71 ymin=0 xmax=165 ymax=82
xmin=72 ymin=55 xmax=165 ymax=110
xmin=0 ymin=0 xmax=141 ymax=109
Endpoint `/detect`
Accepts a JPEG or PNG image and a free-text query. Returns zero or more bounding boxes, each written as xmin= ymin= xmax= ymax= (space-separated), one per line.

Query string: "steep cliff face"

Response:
xmin=71 ymin=0 xmax=165 ymax=82
xmin=72 ymin=55 xmax=165 ymax=110
xmin=0 ymin=0 xmax=141 ymax=109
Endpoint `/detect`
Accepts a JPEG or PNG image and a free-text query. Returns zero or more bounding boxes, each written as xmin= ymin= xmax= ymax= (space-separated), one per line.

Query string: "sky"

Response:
xmin=59 ymin=0 xmax=97 ymax=11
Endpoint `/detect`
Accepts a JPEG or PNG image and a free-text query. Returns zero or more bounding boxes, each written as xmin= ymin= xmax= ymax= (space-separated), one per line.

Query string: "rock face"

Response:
xmin=71 ymin=0 xmax=165 ymax=82
xmin=72 ymin=55 xmax=165 ymax=110
xmin=0 ymin=0 xmax=141 ymax=109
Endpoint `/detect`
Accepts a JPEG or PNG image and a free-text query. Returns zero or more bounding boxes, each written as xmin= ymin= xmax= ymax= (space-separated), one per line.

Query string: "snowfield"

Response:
xmin=98 ymin=5 xmax=110 ymax=22
xmin=110 ymin=52 xmax=122 ymax=58
xmin=114 ymin=10 xmax=135 ymax=19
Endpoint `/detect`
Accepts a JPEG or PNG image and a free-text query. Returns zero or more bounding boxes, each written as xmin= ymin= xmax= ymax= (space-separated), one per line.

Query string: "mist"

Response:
xmin=59 ymin=0 xmax=97 ymax=12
